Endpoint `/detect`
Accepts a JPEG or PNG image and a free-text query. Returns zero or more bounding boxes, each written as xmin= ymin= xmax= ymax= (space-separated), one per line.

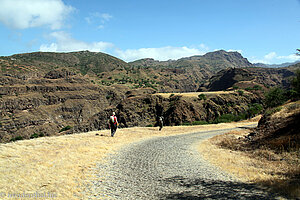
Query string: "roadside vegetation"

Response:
xmin=199 ymin=68 xmax=300 ymax=198
xmin=181 ymin=103 xmax=263 ymax=126
xmin=264 ymin=68 xmax=300 ymax=108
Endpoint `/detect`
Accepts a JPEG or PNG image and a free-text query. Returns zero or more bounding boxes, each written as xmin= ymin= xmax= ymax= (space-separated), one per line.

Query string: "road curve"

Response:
xmin=83 ymin=127 xmax=281 ymax=199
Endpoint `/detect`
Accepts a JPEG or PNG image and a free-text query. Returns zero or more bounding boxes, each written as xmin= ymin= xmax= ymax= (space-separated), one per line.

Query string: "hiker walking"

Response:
xmin=108 ymin=112 xmax=118 ymax=137
xmin=158 ymin=116 xmax=164 ymax=131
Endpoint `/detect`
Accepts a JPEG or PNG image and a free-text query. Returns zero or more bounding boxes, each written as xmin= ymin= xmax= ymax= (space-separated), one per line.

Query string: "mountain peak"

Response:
xmin=204 ymin=50 xmax=242 ymax=57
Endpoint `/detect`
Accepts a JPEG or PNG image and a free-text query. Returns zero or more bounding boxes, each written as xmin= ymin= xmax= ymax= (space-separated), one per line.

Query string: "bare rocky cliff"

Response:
xmin=0 ymin=68 xmax=262 ymax=143
xmin=0 ymin=50 xmax=291 ymax=143
xmin=0 ymin=71 xmax=129 ymax=142
xmin=249 ymin=101 xmax=300 ymax=150
xmin=73 ymin=92 xmax=262 ymax=135
xmin=198 ymin=67 xmax=296 ymax=92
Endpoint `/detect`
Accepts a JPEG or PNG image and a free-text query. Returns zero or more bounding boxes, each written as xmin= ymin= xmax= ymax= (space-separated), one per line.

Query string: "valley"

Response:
xmin=0 ymin=50 xmax=298 ymax=143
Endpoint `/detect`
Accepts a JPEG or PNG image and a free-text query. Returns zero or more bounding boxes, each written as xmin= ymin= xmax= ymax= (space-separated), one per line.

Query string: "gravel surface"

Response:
xmin=83 ymin=127 xmax=282 ymax=199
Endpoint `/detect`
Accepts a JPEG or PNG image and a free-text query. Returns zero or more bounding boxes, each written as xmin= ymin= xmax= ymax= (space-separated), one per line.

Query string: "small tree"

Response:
xmin=237 ymin=90 xmax=244 ymax=96
xmin=198 ymin=94 xmax=206 ymax=100
xmin=290 ymin=48 xmax=300 ymax=98
xmin=291 ymin=69 xmax=300 ymax=98
xmin=264 ymin=87 xmax=287 ymax=108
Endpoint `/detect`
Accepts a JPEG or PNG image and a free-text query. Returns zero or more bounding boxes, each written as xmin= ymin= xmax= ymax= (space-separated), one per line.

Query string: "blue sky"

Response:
xmin=0 ymin=0 xmax=300 ymax=64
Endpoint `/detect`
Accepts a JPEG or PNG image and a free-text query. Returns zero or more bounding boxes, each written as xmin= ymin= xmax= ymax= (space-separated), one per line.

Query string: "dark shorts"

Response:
xmin=110 ymin=123 xmax=118 ymax=136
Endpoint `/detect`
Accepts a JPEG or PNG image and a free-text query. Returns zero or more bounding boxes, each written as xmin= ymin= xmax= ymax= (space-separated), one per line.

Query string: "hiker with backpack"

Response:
xmin=108 ymin=112 xmax=118 ymax=137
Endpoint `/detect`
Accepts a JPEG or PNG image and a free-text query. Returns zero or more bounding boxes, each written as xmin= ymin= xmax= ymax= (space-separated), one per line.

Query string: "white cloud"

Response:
xmin=85 ymin=17 xmax=92 ymax=24
xmin=249 ymin=58 xmax=270 ymax=64
xmin=249 ymin=51 xmax=300 ymax=64
xmin=97 ymin=25 xmax=105 ymax=29
xmin=115 ymin=46 xmax=207 ymax=62
xmin=85 ymin=12 xmax=112 ymax=28
xmin=40 ymin=31 xmax=210 ymax=61
xmin=100 ymin=13 xmax=112 ymax=22
xmin=41 ymin=34 xmax=210 ymax=61
xmin=197 ymin=44 xmax=209 ymax=51
xmin=277 ymin=54 xmax=300 ymax=61
xmin=0 ymin=0 xmax=74 ymax=29
xmin=40 ymin=31 xmax=114 ymax=52
xmin=264 ymin=52 xmax=277 ymax=60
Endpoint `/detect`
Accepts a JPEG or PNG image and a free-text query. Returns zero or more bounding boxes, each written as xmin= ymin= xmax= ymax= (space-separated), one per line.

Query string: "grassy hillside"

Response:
xmin=0 ymin=51 xmax=129 ymax=76
xmin=199 ymin=101 xmax=300 ymax=198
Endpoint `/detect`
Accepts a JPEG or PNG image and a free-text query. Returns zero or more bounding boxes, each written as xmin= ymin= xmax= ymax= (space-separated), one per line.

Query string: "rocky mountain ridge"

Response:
xmin=254 ymin=60 xmax=300 ymax=68
xmin=0 ymin=50 xmax=298 ymax=143
xmin=199 ymin=67 xmax=296 ymax=92
xmin=1 ymin=50 xmax=254 ymax=93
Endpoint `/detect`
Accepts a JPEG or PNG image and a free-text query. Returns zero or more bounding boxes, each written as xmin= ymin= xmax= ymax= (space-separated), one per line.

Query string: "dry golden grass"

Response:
xmin=153 ymin=91 xmax=236 ymax=98
xmin=198 ymin=128 xmax=300 ymax=198
xmin=272 ymin=101 xmax=300 ymax=119
xmin=0 ymin=122 xmax=256 ymax=199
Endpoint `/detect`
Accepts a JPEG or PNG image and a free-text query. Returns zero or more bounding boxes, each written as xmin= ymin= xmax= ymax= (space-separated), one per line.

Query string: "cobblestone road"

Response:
xmin=83 ymin=127 xmax=282 ymax=199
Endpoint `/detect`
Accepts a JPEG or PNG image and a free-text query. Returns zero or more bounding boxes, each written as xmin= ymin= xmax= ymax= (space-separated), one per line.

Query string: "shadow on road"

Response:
xmin=160 ymin=176 xmax=281 ymax=200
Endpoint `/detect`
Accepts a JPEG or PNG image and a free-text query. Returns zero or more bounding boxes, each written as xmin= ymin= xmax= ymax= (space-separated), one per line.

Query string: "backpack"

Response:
xmin=110 ymin=115 xmax=117 ymax=124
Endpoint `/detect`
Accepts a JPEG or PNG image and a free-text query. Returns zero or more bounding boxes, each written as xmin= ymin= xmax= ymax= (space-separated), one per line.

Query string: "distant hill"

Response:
xmin=198 ymin=67 xmax=297 ymax=92
xmin=127 ymin=50 xmax=253 ymax=92
xmin=0 ymin=51 xmax=128 ymax=76
xmin=130 ymin=50 xmax=253 ymax=70
xmin=254 ymin=60 xmax=300 ymax=68
xmin=2 ymin=50 xmax=298 ymax=93
xmin=1 ymin=50 xmax=254 ymax=93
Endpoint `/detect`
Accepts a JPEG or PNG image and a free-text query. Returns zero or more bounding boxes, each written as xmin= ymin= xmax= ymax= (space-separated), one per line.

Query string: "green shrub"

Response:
xmin=10 ymin=136 xmax=23 ymax=142
xmin=247 ymin=103 xmax=263 ymax=118
xmin=146 ymin=124 xmax=153 ymax=127
xmin=234 ymin=113 xmax=247 ymax=121
xmin=245 ymin=85 xmax=262 ymax=91
xmin=237 ymin=90 xmax=244 ymax=95
xmin=106 ymin=95 xmax=113 ymax=99
xmin=265 ymin=107 xmax=282 ymax=116
xmin=291 ymin=69 xmax=300 ymax=98
xmin=253 ymin=85 xmax=263 ymax=91
xmin=264 ymin=87 xmax=287 ymax=108
xmin=213 ymin=112 xmax=251 ymax=123
xmin=226 ymin=103 xmax=233 ymax=107
xmin=214 ymin=114 xmax=237 ymax=123
xmin=30 ymin=133 xmax=39 ymax=139
xmin=286 ymin=89 xmax=298 ymax=100
xmin=80 ymin=66 xmax=88 ymax=75
xmin=59 ymin=125 xmax=72 ymax=133
xmin=192 ymin=121 xmax=209 ymax=125
xmin=198 ymin=94 xmax=207 ymax=100
xmin=181 ymin=122 xmax=192 ymax=126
